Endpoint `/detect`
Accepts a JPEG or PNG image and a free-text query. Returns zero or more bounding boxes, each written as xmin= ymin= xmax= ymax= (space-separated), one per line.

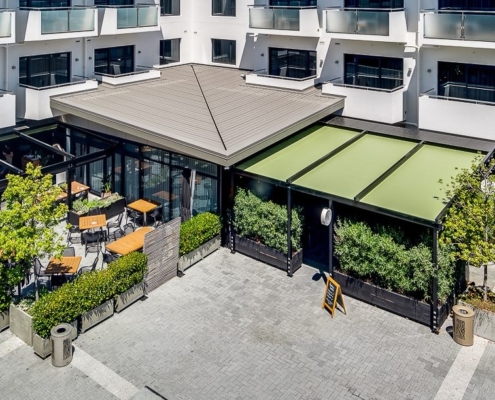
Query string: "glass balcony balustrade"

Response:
xmin=423 ymin=10 xmax=495 ymax=42
xmin=326 ymin=8 xmax=396 ymax=36
xmin=40 ymin=8 xmax=95 ymax=34
xmin=116 ymin=6 xmax=158 ymax=29
xmin=0 ymin=10 xmax=12 ymax=38
xmin=249 ymin=7 xmax=301 ymax=30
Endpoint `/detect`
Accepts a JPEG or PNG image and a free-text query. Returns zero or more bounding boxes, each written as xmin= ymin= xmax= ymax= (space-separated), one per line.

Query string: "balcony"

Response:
xmin=421 ymin=10 xmax=495 ymax=48
xmin=94 ymin=67 xmax=160 ymax=85
xmin=419 ymin=88 xmax=495 ymax=138
xmin=325 ymin=7 xmax=407 ymax=42
xmin=245 ymin=70 xmax=316 ymax=91
xmin=18 ymin=77 xmax=98 ymax=120
xmin=17 ymin=7 xmax=97 ymax=41
xmin=248 ymin=6 xmax=319 ymax=37
xmin=99 ymin=5 xmax=159 ymax=35
xmin=322 ymin=78 xmax=405 ymax=124
xmin=0 ymin=90 xmax=16 ymax=129
xmin=0 ymin=10 xmax=15 ymax=44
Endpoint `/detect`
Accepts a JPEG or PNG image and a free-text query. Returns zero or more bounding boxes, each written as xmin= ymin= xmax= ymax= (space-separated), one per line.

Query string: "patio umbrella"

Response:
xmin=180 ymin=168 xmax=192 ymax=222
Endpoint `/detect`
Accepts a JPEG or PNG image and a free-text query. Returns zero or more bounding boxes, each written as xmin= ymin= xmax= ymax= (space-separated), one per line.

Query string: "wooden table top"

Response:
xmin=106 ymin=227 xmax=153 ymax=256
xmin=56 ymin=181 xmax=90 ymax=200
xmin=45 ymin=256 xmax=82 ymax=275
xmin=152 ymin=190 xmax=178 ymax=202
xmin=79 ymin=214 xmax=107 ymax=230
xmin=127 ymin=199 xmax=159 ymax=214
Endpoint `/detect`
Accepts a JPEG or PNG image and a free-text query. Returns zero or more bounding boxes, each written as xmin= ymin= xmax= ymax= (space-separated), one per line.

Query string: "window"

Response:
xmin=439 ymin=0 xmax=495 ymax=10
xmin=269 ymin=0 xmax=316 ymax=6
xmin=94 ymin=0 xmax=132 ymax=5
xmin=211 ymin=39 xmax=236 ymax=65
xmin=344 ymin=0 xmax=403 ymax=7
xmin=20 ymin=0 xmax=69 ymax=7
xmin=160 ymin=0 xmax=180 ymax=15
xmin=212 ymin=0 xmax=235 ymax=16
xmin=438 ymin=61 xmax=495 ymax=102
xmin=94 ymin=46 xmax=134 ymax=75
xmin=269 ymin=48 xmax=316 ymax=79
xmin=344 ymin=54 xmax=403 ymax=90
xmin=19 ymin=52 xmax=70 ymax=88
xmin=160 ymin=39 xmax=180 ymax=65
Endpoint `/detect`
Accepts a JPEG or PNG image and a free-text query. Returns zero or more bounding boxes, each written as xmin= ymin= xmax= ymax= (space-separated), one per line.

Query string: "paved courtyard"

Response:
xmin=1 ymin=248 xmax=494 ymax=400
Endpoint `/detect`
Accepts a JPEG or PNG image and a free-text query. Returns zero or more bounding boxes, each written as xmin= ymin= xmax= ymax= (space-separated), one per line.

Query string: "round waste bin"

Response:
xmin=51 ymin=323 xmax=73 ymax=367
xmin=453 ymin=305 xmax=474 ymax=346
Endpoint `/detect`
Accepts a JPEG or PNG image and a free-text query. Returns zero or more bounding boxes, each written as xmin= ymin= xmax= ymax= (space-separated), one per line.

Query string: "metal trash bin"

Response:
xmin=453 ymin=305 xmax=474 ymax=346
xmin=51 ymin=323 xmax=73 ymax=367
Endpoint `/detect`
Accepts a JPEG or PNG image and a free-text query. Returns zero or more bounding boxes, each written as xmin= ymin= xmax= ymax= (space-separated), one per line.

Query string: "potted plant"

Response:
xmin=233 ymin=189 xmax=303 ymax=274
xmin=101 ymin=175 xmax=112 ymax=199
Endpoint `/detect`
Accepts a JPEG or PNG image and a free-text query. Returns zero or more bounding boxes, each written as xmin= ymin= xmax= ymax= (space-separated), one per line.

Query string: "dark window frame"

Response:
xmin=19 ymin=52 xmax=71 ymax=88
xmin=438 ymin=0 xmax=495 ymax=11
xmin=94 ymin=45 xmax=135 ymax=75
xmin=211 ymin=39 xmax=236 ymax=65
xmin=160 ymin=0 xmax=180 ymax=15
xmin=269 ymin=0 xmax=316 ymax=6
xmin=344 ymin=54 xmax=403 ymax=90
xmin=160 ymin=39 xmax=181 ymax=65
xmin=343 ymin=0 xmax=403 ymax=8
xmin=19 ymin=0 xmax=70 ymax=7
xmin=212 ymin=0 xmax=236 ymax=16
xmin=94 ymin=0 xmax=132 ymax=5
xmin=268 ymin=47 xmax=316 ymax=79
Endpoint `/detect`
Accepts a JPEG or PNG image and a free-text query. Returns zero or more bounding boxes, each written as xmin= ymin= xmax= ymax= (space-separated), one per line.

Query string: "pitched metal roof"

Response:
xmin=51 ymin=64 xmax=344 ymax=166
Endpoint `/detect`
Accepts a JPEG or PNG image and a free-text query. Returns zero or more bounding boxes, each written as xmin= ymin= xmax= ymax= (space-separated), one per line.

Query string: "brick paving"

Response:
xmin=1 ymin=248 xmax=495 ymax=399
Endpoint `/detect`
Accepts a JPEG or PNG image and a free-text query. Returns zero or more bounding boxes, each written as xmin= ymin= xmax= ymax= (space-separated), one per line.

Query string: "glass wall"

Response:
xmin=212 ymin=0 xmax=235 ymax=16
xmin=212 ymin=39 xmax=236 ymax=65
xmin=159 ymin=39 xmax=180 ymax=65
xmin=19 ymin=53 xmax=70 ymax=88
xmin=344 ymin=54 xmax=403 ymax=89
xmin=439 ymin=0 xmax=495 ymax=10
xmin=269 ymin=48 xmax=316 ymax=78
xmin=20 ymin=0 xmax=70 ymax=7
xmin=270 ymin=0 xmax=316 ymax=5
xmin=94 ymin=45 xmax=134 ymax=75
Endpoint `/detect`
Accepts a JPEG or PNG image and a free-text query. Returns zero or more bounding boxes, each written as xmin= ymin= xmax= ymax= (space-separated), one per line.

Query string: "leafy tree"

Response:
xmin=440 ymin=156 xmax=495 ymax=301
xmin=0 ymin=164 xmax=68 ymax=301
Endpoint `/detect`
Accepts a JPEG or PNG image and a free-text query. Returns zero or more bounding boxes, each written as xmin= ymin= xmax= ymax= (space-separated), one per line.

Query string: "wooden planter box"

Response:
xmin=178 ymin=235 xmax=221 ymax=273
xmin=115 ymin=282 xmax=145 ymax=313
xmin=33 ymin=320 xmax=78 ymax=359
xmin=80 ymin=300 xmax=114 ymax=334
xmin=234 ymin=235 xmax=303 ymax=274
xmin=332 ymin=270 xmax=451 ymax=328
xmin=9 ymin=304 xmax=33 ymax=346
xmin=0 ymin=309 xmax=9 ymax=332
xmin=459 ymin=300 xmax=495 ymax=342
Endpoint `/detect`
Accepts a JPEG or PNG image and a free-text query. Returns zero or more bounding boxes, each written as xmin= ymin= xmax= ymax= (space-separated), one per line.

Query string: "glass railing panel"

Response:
xmin=273 ymin=8 xmax=299 ymax=30
xmin=0 ymin=11 xmax=11 ymax=38
xmin=117 ymin=7 xmax=138 ymax=28
xmin=249 ymin=8 xmax=274 ymax=29
xmin=41 ymin=10 xmax=69 ymax=34
xmin=357 ymin=11 xmax=389 ymax=35
xmin=326 ymin=10 xmax=356 ymax=33
xmin=69 ymin=8 xmax=95 ymax=32
xmin=137 ymin=6 xmax=157 ymax=27
xmin=464 ymin=14 xmax=495 ymax=42
xmin=423 ymin=13 xmax=462 ymax=39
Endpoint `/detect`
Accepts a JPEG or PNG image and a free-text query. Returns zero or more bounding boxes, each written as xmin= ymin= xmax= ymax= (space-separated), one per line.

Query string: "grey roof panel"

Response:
xmin=51 ymin=64 xmax=344 ymax=165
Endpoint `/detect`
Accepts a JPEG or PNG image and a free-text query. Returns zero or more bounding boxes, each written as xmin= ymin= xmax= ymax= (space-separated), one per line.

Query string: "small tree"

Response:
xmin=0 ymin=164 xmax=68 ymax=300
xmin=440 ymin=156 xmax=495 ymax=301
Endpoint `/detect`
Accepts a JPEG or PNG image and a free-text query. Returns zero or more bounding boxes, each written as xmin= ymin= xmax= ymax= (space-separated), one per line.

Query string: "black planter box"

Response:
xmin=332 ymin=270 xmax=451 ymax=328
xmin=235 ymin=235 xmax=303 ymax=274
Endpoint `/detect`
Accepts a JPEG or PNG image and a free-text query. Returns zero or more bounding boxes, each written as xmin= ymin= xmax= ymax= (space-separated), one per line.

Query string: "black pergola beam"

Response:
xmin=354 ymin=141 xmax=425 ymax=202
xmin=287 ymin=130 xmax=366 ymax=184
xmin=18 ymin=132 xmax=75 ymax=159
xmin=0 ymin=159 xmax=23 ymax=175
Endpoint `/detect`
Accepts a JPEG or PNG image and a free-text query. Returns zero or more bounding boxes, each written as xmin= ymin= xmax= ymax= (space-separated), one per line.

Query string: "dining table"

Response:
xmin=45 ymin=256 xmax=82 ymax=275
xmin=56 ymin=181 xmax=90 ymax=201
xmin=79 ymin=214 xmax=107 ymax=231
xmin=127 ymin=199 xmax=159 ymax=225
xmin=105 ymin=227 xmax=153 ymax=256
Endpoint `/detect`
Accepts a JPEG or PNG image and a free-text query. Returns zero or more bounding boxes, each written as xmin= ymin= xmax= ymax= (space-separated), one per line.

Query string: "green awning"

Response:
xmin=238 ymin=123 xmax=481 ymax=225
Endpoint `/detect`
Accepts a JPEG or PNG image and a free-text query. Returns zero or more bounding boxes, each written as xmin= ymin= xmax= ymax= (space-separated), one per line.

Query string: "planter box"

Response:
xmin=115 ymin=282 xmax=145 ymax=313
xmin=332 ymin=270 xmax=451 ymax=328
xmin=178 ymin=235 xmax=221 ymax=273
xmin=0 ymin=309 xmax=9 ymax=332
xmin=234 ymin=235 xmax=303 ymax=274
xmin=9 ymin=304 xmax=33 ymax=346
xmin=459 ymin=300 xmax=495 ymax=342
xmin=80 ymin=300 xmax=114 ymax=333
xmin=33 ymin=320 xmax=77 ymax=359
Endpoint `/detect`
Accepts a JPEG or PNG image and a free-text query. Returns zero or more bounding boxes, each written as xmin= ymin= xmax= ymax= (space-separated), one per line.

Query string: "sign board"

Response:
xmin=322 ymin=276 xmax=346 ymax=318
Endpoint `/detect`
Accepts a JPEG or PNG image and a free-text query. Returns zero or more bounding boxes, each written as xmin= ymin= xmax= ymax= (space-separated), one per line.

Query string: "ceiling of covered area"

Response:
xmin=238 ymin=123 xmax=488 ymax=225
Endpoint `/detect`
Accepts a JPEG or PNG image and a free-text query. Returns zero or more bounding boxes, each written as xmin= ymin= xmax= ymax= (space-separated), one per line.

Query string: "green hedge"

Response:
xmin=334 ymin=218 xmax=455 ymax=302
xmin=179 ymin=213 xmax=222 ymax=256
xmin=234 ymin=189 xmax=302 ymax=254
xmin=30 ymin=252 xmax=147 ymax=338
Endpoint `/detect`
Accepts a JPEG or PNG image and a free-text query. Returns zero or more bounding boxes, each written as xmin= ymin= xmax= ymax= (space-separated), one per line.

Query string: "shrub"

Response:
xmin=233 ymin=189 xmax=302 ymax=254
xmin=334 ymin=218 xmax=456 ymax=302
xmin=30 ymin=252 xmax=147 ymax=338
xmin=179 ymin=213 xmax=222 ymax=256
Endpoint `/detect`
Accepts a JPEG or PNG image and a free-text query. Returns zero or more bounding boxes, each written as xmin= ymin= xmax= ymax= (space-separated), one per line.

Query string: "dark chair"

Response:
xmin=149 ymin=206 xmax=164 ymax=227
xmin=62 ymin=247 xmax=76 ymax=257
xmin=33 ymin=258 xmax=51 ymax=285
xmin=106 ymin=212 xmax=124 ymax=241
xmin=88 ymin=207 xmax=101 ymax=216
xmin=124 ymin=208 xmax=142 ymax=231
xmin=77 ymin=256 xmax=99 ymax=275
xmin=102 ymin=250 xmax=119 ymax=266
xmin=67 ymin=211 xmax=82 ymax=244
xmin=83 ymin=231 xmax=102 ymax=256
xmin=51 ymin=274 xmax=68 ymax=290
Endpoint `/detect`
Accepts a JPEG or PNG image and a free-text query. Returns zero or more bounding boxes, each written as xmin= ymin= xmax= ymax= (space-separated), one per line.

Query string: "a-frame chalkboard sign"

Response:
xmin=322 ymin=276 xmax=346 ymax=318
